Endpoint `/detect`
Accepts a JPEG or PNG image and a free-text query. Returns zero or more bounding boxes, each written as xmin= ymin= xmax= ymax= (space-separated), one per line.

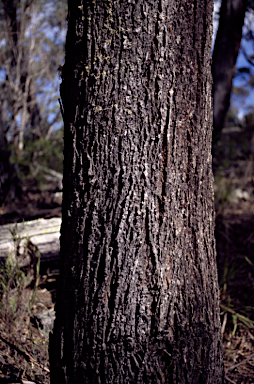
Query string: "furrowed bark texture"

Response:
xmin=50 ymin=0 xmax=224 ymax=383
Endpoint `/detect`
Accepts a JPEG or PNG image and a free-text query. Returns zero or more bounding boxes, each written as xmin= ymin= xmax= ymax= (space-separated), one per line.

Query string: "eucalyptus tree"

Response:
xmin=50 ymin=0 xmax=224 ymax=382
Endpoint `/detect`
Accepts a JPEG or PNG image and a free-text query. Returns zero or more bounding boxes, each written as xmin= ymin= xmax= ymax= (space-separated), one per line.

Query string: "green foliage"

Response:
xmin=25 ymin=129 xmax=63 ymax=173
xmin=0 ymin=256 xmax=26 ymax=319
xmin=9 ymin=128 xmax=63 ymax=188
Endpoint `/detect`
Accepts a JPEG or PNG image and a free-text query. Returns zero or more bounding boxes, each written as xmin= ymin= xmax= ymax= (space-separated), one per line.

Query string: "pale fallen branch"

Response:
xmin=225 ymin=352 xmax=254 ymax=372
xmin=225 ymin=375 xmax=237 ymax=384
xmin=0 ymin=217 xmax=61 ymax=262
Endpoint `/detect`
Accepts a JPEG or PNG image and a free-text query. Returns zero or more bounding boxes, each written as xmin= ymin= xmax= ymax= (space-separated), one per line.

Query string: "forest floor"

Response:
xmin=0 ymin=186 xmax=254 ymax=383
xmin=216 ymin=201 xmax=254 ymax=383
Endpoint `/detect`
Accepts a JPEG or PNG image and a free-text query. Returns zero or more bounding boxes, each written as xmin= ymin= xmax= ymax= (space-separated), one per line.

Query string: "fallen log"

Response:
xmin=0 ymin=217 xmax=61 ymax=263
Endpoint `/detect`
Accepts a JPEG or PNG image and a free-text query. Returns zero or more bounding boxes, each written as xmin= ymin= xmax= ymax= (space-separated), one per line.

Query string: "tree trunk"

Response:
xmin=1 ymin=0 xmax=44 ymax=152
xmin=50 ymin=0 xmax=224 ymax=383
xmin=212 ymin=0 xmax=247 ymax=147
xmin=0 ymin=114 xmax=20 ymax=205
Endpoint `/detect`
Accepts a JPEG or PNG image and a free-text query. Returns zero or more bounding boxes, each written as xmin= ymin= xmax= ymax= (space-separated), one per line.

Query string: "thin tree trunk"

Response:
xmin=212 ymin=0 xmax=247 ymax=147
xmin=0 ymin=112 xmax=20 ymax=205
xmin=50 ymin=0 xmax=224 ymax=382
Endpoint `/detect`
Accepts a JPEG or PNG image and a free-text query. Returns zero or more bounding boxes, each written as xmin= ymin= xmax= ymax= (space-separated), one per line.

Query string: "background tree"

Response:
xmin=0 ymin=0 xmax=67 ymax=204
xmin=212 ymin=0 xmax=254 ymax=147
xmin=212 ymin=0 xmax=247 ymax=146
xmin=50 ymin=0 xmax=224 ymax=383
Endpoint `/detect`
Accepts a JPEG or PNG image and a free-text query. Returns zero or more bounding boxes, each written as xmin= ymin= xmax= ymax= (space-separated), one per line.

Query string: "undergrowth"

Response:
xmin=0 ymin=224 xmax=50 ymax=383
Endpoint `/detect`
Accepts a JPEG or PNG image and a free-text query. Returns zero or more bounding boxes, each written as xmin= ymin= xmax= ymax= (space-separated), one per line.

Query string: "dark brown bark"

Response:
xmin=212 ymin=0 xmax=247 ymax=146
xmin=50 ymin=0 xmax=224 ymax=383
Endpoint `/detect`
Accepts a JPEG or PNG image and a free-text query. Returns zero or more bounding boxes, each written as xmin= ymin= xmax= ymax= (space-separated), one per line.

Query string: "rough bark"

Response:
xmin=212 ymin=0 xmax=247 ymax=146
xmin=50 ymin=0 xmax=224 ymax=383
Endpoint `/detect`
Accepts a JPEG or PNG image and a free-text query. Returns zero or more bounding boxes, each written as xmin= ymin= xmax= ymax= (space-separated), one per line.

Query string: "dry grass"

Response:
xmin=0 ymin=230 xmax=52 ymax=383
xmin=0 ymin=287 xmax=51 ymax=383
